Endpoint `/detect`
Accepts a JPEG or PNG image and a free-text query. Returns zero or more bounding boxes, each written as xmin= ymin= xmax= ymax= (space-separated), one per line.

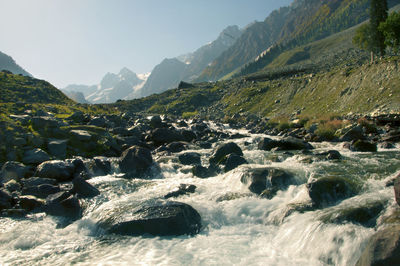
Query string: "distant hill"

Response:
xmin=0 ymin=51 xmax=31 ymax=77
xmin=140 ymin=25 xmax=242 ymax=97
xmin=0 ymin=70 xmax=73 ymax=104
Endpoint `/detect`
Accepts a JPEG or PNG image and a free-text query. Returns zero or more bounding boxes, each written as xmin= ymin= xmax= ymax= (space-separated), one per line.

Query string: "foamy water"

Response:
xmin=0 ymin=125 xmax=399 ymax=265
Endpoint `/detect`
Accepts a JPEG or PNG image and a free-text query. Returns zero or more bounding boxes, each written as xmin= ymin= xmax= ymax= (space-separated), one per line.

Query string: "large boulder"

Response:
xmin=149 ymin=128 xmax=184 ymax=145
xmin=338 ymin=124 xmax=365 ymax=142
xmin=306 ymin=177 xmax=357 ymax=208
xmin=72 ymin=176 xmax=100 ymax=198
xmin=350 ymin=140 xmax=377 ymax=152
xmin=356 ymin=225 xmax=400 ymax=266
xmin=240 ymin=167 xmax=297 ymax=197
xmin=70 ymin=129 xmax=92 ymax=141
xmin=18 ymin=195 xmax=45 ymax=212
xmin=258 ymin=136 xmax=313 ymax=151
xmin=149 ymin=115 xmax=163 ymax=129
xmin=22 ymin=148 xmax=50 ymax=165
xmin=35 ymin=160 xmax=75 ymax=181
xmin=0 ymin=161 xmax=31 ymax=183
xmin=44 ymin=191 xmax=82 ymax=220
xmin=178 ymin=152 xmax=201 ymax=166
xmin=209 ymin=142 xmax=243 ymax=165
xmin=47 ymin=139 xmax=68 ymax=159
xmin=98 ymin=201 xmax=202 ymax=236
xmin=224 ymin=154 xmax=247 ymax=172
xmin=119 ymin=146 xmax=154 ymax=178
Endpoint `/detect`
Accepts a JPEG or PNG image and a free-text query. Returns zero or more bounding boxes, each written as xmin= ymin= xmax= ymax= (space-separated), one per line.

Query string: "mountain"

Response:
xmin=140 ymin=25 xmax=242 ymax=97
xmin=197 ymin=0 xmax=400 ymax=81
xmin=0 ymin=51 xmax=31 ymax=77
xmin=64 ymin=67 xmax=148 ymax=104
xmin=63 ymin=91 xmax=89 ymax=104
xmin=0 ymin=70 xmax=73 ymax=104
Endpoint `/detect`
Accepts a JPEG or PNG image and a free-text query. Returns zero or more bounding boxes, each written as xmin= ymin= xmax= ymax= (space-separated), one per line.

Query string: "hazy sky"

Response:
xmin=0 ymin=0 xmax=293 ymax=88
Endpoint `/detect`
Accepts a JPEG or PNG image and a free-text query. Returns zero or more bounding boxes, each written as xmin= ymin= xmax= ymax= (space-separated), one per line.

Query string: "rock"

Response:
xmin=0 ymin=189 xmax=13 ymax=210
xmin=380 ymin=142 xmax=395 ymax=149
xmin=70 ymin=130 xmax=92 ymax=141
xmin=47 ymin=139 xmax=68 ymax=159
xmin=18 ymin=195 xmax=45 ymax=211
xmin=22 ymin=183 xmax=61 ymax=199
xmin=181 ymin=130 xmax=197 ymax=142
xmin=149 ymin=128 xmax=184 ymax=146
xmin=44 ymin=191 xmax=82 ymax=220
xmin=0 ymin=161 xmax=31 ymax=183
xmin=98 ymin=201 xmax=201 ymax=236
xmin=4 ymin=180 xmax=21 ymax=193
xmin=85 ymin=157 xmax=112 ymax=177
xmin=72 ymin=176 xmax=100 ymax=198
xmin=350 ymin=140 xmax=377 ymax=152
xmin=338 ymin=124 xmax=365 ymax=142
xmin=224 ymin=154 xmax=247 ymax=172
xmin=21 ymin=176 xmax=58 ymax=187
xmin=35 ymin=160 xmax=75 ymax=181
xmin=306 ymin=177 xmax=357 ymax=208
xmin=178 ymin=152 xmax=201 ymax=166
xmin=164 ymin=184 xmax=196 ymax=199
xmin=209 ymin=142 xmax=243 ymax=165
xmin=166 ymin=142 xmax=187 ymax=153
xmin=316 ymin=150 xmax=342 ymax=160
xmin=240 ymin=167 xmax=297 ymax=196
xmin=192 ymin=165 xmax=219 ymax=178
xmin=258 ymin=137 xmax=313 ymax=151
xmin=394 ymin=173 xmax=400 ymax=206
xmin=119 ymin=146 xmax=154 ymax=178
xmin=88 ymin=117 xmax=107 ymax=127
xmin=198 ymin=141 xmax=212 ymax=149
xmin=356 ymin=225 xmax=400 ymax=266
xmin=30 ymin=116 xmax=62 ymax=130
xmin=22 ymin=148 xmax=50 ymax=165
xmin=149 ymin=115 xmax=163 ymax=128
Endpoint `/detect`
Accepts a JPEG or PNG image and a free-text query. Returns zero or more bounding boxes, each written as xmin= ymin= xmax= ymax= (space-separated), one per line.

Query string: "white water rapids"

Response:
xmin=0 ymin=124 xmax=399 ymax=265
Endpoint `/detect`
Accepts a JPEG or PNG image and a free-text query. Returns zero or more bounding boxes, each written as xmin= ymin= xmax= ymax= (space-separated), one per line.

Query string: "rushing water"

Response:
xmin=0 ymin=124 xmax=399 ymax=265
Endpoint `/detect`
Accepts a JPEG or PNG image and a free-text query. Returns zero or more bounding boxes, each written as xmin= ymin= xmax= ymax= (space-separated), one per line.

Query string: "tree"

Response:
xmin=353 ymin=23 xmax=374 ymax=52
xmin=379 ymin=11 xmax=400 ymax=53
xmin=370 ymin=0 xmax=388 ymax=56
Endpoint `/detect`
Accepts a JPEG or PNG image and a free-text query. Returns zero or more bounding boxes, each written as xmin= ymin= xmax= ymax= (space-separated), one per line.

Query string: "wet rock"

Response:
xmin=0 ymin=161 xmax=31 ymax=183
xmin=119 ymin=146 xmax=154 ymax=178
xmin=394 ymin=173 xmax=400 ymax=206
xmin=380 ymin=142 xmax=395 ymax=149
xmin=35 ymin=160 xmax=75 ymax=181
xmin=209 ymin=142 xmax=243 ymax=165
xmin=178 ymin=152 xmax=201 ymax=166
xmin=240 ymin=167 xmax=297 ymax=196
xmin=98 ymin=201 xmax=201 ymax=236
xmin=350 ymin=140 xmax=377 ymax=152
xmin=318 ymin=199 xmax=386 ymax=227
xmin=198 ymin=141 xmax=212 ymax=149
xmin=72 ymin=176 xmax=100 ymax=198
xmin=164 ymin=184 xmax=196 ymax=199
xmin=47 ymin=139 xmax=68 ymax=159
xmin=166 ymin=142 xmax=187 ymax=153
xmin=22 ymin=184 xmax=61 ymax=199
xmin=85 ymin=157 xmax=112 ymax=177
xmin=306 ymin=177 xmax=357 ymax=208
xmin=4 ymin=180 xmax=21 ymax=193
xmin=181 ymin=130 xmax=197 ymax=142
xmin=316 ymin=150 xmax=342 ymax=160
xmin=356 ymin=225 xmax=400 ymax=266
xmin=0 ymin=189 xmax=13 ymax=210
xmin=258 ymin=137 xmax=313 ymax=151
xmin=21 ymin=176 xmax=57 ymax=187
xmin=224 ymin=154 xmax=247 ymax=172
xmin=18 ymin=195 xmax=45 ymax=211
xmin=44 ymin=191 xmax=82 ymax=220
xmin=192 ymin=165 xmax=219 ymax=178
xmin=149 ymin=115 xmax=163 ymax=128
xmin=22 ymin=148 xmax=50 ymax=165
xmin=150 ymin=128 xmax=184 ymax=146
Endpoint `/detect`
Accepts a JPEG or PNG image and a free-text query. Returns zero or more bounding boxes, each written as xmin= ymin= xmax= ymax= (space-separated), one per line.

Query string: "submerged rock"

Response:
xmin=164 ymin=184 xmax=196 ymax=199
xmin=356 ymin=225 xmax=400 ymax=266
xmin=192 ymin=165 xmax=219 ymax=178
xmin=99 ymin=201 xmax=202 ymax=236
xmin=240 ymin=167 xmax=297 ymax=197
xmin=178 ymin=152 xmax=201 ymax=166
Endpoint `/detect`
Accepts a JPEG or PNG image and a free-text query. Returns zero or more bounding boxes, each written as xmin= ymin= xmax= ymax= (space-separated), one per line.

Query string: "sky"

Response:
xmin=0 ymin=0 xmax=293 ymax=88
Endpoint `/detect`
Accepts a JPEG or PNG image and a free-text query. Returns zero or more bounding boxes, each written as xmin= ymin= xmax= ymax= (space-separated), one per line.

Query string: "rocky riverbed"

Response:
xmin=0 ymin=112 xmax=400 ymax=265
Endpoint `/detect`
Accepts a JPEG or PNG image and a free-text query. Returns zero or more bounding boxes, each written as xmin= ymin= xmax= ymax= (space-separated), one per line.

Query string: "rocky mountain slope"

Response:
xmin=197 ymin=0 xmax=400 ymax=81
xmin=140 ymin=25 xmax=242 ymax=97
xmin=0 ymin=51 xmax=31 ymax=77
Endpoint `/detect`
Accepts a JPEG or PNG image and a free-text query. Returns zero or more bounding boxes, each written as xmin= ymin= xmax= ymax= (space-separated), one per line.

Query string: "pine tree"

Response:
xmin=370 ymin=0 xmax=388 ymax=56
